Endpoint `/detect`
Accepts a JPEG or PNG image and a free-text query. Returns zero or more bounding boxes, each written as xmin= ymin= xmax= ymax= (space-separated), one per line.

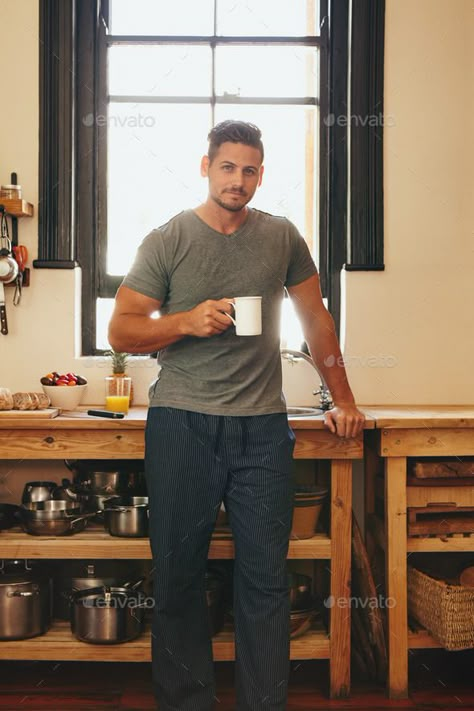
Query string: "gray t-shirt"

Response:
xmin=122 ymin=208 xmax=317 ymax=415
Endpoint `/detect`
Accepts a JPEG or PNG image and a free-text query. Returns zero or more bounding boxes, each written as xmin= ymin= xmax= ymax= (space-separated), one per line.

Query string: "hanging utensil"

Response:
xmin=0 ymin=212 xmax=18 ymax=334
xmin=0 ymin=282 xmax=6 ymax=335
xmin=12 ymin=245 xmax=28 ymax=306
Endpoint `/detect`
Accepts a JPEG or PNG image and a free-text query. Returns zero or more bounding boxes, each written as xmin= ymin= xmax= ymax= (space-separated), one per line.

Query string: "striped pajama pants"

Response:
xmin=145 ymin=407 xmax=296 ymax=711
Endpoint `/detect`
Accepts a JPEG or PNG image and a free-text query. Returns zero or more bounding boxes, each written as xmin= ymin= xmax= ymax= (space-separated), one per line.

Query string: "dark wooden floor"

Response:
xmin=0 ymin=650 xmax=473 ymax=710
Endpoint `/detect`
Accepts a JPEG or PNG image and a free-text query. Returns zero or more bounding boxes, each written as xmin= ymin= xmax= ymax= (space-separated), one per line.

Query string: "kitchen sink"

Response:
xmin=286 ymin=406 xmax=324 ymax=417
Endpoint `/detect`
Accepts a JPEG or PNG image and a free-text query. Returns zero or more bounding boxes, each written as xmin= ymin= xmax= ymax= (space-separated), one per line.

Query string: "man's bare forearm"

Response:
xmin=303 ymin=311 xmax=356 ymax=406
xmin=108 ymin=312 xmax=189 ymax=353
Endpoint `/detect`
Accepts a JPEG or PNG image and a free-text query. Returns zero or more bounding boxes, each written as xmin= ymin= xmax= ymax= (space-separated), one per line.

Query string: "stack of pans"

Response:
xmin=63 ymin=459 xmax=147 ymax=513
xmin=18 ymin=501 xmax=98 ymax=536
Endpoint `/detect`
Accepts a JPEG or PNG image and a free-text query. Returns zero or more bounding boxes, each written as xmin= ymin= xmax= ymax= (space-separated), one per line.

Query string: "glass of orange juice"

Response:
xmin=105 ymin=376 xmax=131 ymax=414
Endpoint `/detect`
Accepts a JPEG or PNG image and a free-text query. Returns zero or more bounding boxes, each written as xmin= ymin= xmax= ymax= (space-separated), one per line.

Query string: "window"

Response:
xmin=37 ymin=0 xmax=385 ymax=355
xmin=96 ymin=0 xmax=322 ymax=350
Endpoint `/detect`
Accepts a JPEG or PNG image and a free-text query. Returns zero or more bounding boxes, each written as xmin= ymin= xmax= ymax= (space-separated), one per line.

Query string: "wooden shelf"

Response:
xmin=408 ymin=626 xmax=442 ymax=649
xmin=0 ymin=198 xmax=34 ymax=217
xmin=0 ymin=620 xmax=330 ymax=662
xmin=368 ymin=514 xmax=474 ymax=553
xmin=0 ymin=527 xmax=331 ymax=560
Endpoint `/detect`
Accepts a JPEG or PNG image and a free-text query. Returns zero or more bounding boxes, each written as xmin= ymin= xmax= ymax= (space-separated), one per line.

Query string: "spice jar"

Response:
xmin=0 ymin=185 xmax=22 ymax=199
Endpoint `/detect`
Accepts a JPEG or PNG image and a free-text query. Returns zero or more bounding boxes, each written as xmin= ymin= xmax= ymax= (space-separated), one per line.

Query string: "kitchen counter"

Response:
xmin=363 ymin=405 xmax=474 ymax=699
xmin=0 ymin=406 xmax=375 ymax=461
xmin=0 ymin=405 xmax=371 ymax=697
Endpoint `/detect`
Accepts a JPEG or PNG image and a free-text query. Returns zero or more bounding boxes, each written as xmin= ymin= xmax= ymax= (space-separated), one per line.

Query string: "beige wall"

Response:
xmin=343 ymin=0 xmax=474 ymax=405
xmin=0 ymin=0 xmax=473 ymax=406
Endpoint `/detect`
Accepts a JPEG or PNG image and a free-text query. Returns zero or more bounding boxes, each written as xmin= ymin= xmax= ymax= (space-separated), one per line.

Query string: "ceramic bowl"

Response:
xmin=41 ymin=384 xmax=87 ymax=411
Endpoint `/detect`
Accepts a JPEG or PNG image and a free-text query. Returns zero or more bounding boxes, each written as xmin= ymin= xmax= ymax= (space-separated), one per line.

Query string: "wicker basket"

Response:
xmin=408 ymin=566 xmax=474 ymax=650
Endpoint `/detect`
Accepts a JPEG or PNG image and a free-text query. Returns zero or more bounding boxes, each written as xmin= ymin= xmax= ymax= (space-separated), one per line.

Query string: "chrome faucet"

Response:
xmin=280 ymin=349 xmax=334 ymax=411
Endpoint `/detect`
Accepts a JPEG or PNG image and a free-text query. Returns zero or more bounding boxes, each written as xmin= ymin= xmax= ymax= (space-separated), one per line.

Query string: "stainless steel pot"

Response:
xmin=103 ymin=496 xmax=149 ymax=538
xmin=52 ymin=560 xmax=145 ymax=620
xmin=64 ymin=460 xmax=146 ymax=496
xmin=70 ymin=583 xmax=147 ymax=644
xmin=19 ymin=501 xmax=98 ymax=536
xmin=21 ymin=481 xmax=58 ymax=505
xmin=21 ymin=500 xmax=84 ymax=517
xmin=0 ymin=563 xmax=51 ymax=639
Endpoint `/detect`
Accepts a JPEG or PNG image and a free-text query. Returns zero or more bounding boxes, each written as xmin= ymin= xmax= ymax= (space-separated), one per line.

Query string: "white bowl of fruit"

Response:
xmin=40 ymin=372 xmax=88 ymax=411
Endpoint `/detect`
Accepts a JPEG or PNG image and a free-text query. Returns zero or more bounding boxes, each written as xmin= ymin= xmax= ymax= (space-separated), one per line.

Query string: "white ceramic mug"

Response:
xmin=227 ymin=296 xmax=262 ymax=336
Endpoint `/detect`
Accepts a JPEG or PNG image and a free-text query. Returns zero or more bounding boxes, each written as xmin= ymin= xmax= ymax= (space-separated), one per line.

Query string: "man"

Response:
xmin=108 ymin=120 xmax=365 ymax=711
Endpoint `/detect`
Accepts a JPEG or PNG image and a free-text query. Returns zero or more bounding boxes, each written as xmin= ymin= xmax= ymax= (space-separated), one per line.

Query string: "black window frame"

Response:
xmin=36 ymin=0 xmax=385 ymax=354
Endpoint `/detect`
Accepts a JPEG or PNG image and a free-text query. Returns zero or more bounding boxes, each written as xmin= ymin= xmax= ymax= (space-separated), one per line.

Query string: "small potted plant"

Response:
xmin=105 ymin=349 xmax=134 ymax=406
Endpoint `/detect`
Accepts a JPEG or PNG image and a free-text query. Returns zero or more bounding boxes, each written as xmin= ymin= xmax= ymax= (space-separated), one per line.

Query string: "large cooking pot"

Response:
xmin=0 ymin=561 xmax=51 ymax=639
xmin=103 ymin=496 xmax=149 ymax=538
xmin=64 ymin=460 xmax=146 ymax=496
xmin=52 ymin=560 xmax=146 ymax=620
xmin=70 ymin=582 xmax=147 ymax=644
xmin=19 ymin=501 xmax=98 ymax=536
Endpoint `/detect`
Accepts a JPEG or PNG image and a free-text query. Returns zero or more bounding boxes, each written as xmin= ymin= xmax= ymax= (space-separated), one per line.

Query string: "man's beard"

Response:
xmin=211 ymin=191 xmax=249 ymax=213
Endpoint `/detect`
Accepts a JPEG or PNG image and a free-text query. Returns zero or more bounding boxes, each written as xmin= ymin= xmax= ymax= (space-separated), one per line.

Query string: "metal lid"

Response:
xmin=0 ymin=572 xmax=37 ymax=586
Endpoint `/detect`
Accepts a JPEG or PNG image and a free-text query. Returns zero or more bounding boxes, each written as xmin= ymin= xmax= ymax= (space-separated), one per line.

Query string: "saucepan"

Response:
xmin=103 ymin=496 xmax=149 ymax=538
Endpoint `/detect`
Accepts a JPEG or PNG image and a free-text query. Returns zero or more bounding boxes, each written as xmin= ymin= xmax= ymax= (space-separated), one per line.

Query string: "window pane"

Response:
xmin=217 ymin=0 xmax=319 ymax=36
xmin=96 ymin=299 xmax=115 ymax=351
xmin=106 ymin=103 xmax=210 ymax=275
xmin=215 ymin=105 xmax=319 ymax=261
xmin=215 ymin=47 xmax=318 ymax=98
xmin=109 ymin=46 xmax=212 ymax=97
xmin=109 ymin=0 xmax=214 ymax=36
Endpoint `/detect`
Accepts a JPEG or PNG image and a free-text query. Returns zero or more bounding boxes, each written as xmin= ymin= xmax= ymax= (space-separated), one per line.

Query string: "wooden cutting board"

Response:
xmin=0 ymin=408 xmax=60 ymax=418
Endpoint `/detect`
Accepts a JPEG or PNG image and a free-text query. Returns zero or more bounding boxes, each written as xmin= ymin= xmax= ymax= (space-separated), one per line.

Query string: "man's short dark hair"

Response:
xmin=207 ymin=120 xmax=264 ymax=164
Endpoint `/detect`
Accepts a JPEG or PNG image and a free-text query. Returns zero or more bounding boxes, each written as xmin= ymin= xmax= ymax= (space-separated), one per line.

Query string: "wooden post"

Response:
xmin=329 ymin=459 xmax=352 ymax=697
xmin=385 ymin=456 xmax=408 ymax=698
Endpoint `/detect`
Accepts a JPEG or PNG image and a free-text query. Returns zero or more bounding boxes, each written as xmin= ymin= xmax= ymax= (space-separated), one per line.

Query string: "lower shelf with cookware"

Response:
xmin=0 ymin=526 xmax=332 ymax=559
xmin=0 ymin=619 xmax=330 ymax=661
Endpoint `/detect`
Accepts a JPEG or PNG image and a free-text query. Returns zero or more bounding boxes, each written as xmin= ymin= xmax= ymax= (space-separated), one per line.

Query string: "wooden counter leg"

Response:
xmin=385 ymin=456 xmax=408 ymax=699
xmin=329 ymin=459 xmax=352 ymax=698
xmin=364 ymin=432 xmax=380 ymax=558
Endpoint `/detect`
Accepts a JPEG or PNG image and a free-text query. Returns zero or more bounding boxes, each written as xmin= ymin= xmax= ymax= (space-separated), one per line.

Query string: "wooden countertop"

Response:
xmin=0 ymin=406 xmax=376 ymax=430
xmin=2 ymin=406 xmax=473 ymax=430
xmin=361 ymin=406 xmax=474 ymax=429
